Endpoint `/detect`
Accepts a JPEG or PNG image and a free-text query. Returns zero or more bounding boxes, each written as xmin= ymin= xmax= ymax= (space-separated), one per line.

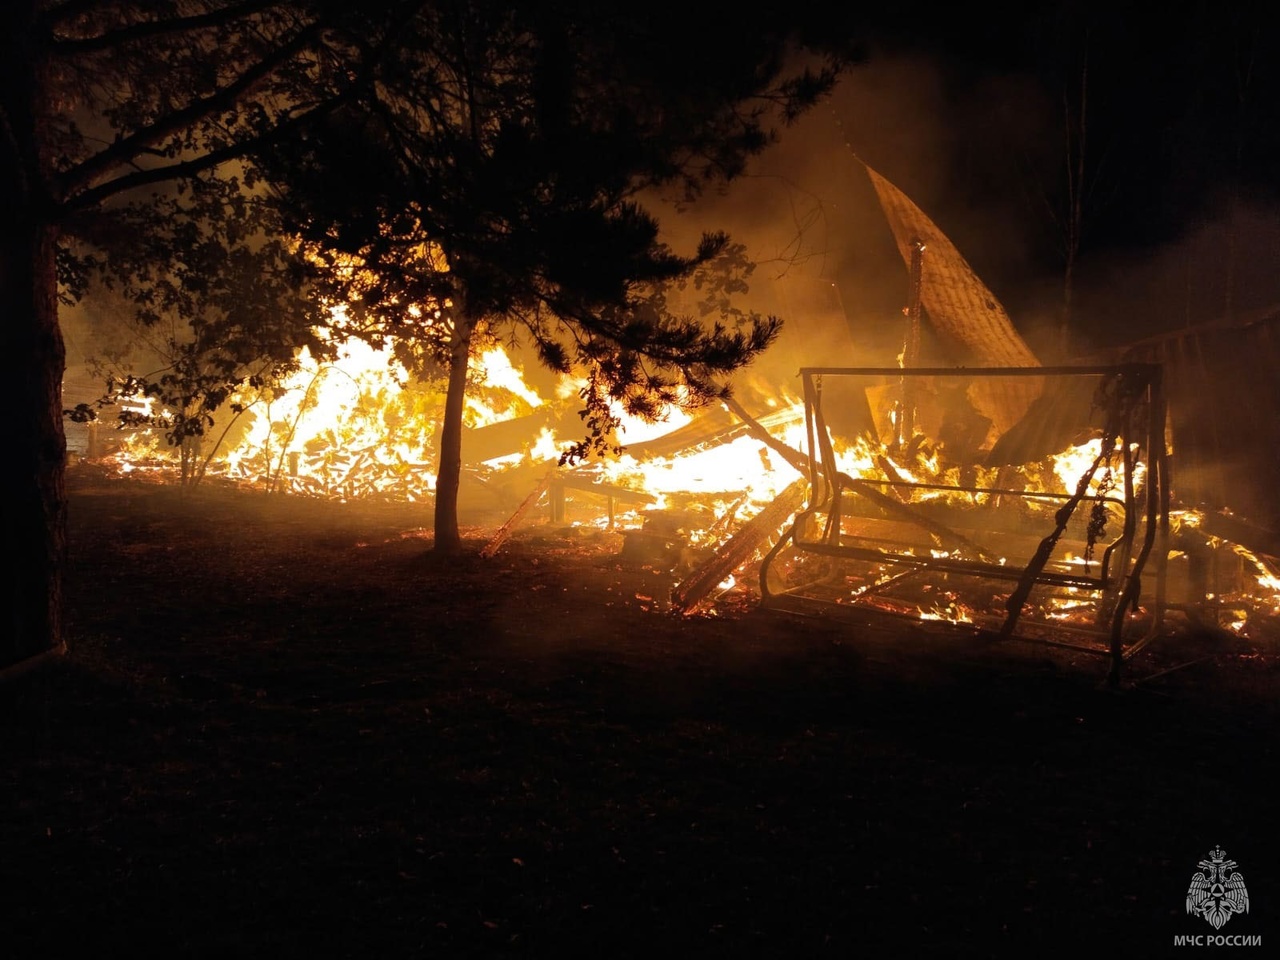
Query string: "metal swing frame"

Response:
xmin=760 ymin=365 xmax=1170 ymax=684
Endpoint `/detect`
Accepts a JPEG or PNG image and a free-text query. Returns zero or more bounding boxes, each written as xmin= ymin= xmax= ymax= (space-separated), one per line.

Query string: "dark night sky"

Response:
xmin=662 ymin=2 xmax=1280 ymax=363
xmin=865 ymin=2 xmax=1280 ymax=244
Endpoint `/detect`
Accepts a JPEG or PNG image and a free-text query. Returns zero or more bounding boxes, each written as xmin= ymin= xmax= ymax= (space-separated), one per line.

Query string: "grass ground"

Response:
xmin=3 ymin=469 xmax=1277 ymax=957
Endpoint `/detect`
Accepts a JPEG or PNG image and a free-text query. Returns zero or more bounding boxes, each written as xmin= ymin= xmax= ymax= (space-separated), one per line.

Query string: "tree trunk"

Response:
xmin=1060 ymin=247 xmax=1075 ymax=361
xmin=2 ymin=3 xmax=64 ymax=669
xmin=3 ymin=215 xmax=66 ymax=669
xmin=433 ymin=314 xmax=476 ymax=553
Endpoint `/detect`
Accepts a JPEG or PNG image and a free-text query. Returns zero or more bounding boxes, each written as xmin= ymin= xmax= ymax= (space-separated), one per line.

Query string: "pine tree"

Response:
xmin=265 ymin=1 xmax=853 ymax=551
xmin=1 ymin=0 xmax=856 ymax=667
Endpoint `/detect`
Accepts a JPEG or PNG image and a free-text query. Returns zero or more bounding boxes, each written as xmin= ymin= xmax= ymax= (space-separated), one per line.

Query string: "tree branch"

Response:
xmin=57 ymin=19 xmax=325 ymax=195
xmin=48 ymin=0 xmax=283 ymax=55
xmin=62 ymin=91 xmax=355 ymax=213
xmin=38 ymin=0 xmax=118 ymax=30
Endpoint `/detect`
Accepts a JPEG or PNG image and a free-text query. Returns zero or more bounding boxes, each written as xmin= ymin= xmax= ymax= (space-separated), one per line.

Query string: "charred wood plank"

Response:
xmin=479 ymin=467 xmax=558 ymax=559
xmin=670 ymin=479 xmax=808 ymax=615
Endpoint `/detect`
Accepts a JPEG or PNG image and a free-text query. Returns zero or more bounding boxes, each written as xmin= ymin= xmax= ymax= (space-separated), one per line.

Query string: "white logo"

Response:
xmin=1186 ymin=846 xmax=1249 ymax=930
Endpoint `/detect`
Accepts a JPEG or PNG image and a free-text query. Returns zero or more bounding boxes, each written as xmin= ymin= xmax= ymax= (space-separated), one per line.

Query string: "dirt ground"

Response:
xmin=4 ymin=467 xmax=1277 ymax=957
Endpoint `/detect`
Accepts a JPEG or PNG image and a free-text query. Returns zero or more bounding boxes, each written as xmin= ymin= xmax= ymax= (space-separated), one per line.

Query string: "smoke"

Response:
xmin=649 ymin=44 xmax=1280 ymax=375
xmin=641 ymin=51 xmax=1065 ymax=379
xmin=1070 ymin=192 xmax=1280 ymax=351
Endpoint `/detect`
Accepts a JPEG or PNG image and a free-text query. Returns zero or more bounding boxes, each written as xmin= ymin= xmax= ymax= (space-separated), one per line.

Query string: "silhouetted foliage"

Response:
xmin=261 ymin=0 xmax=856 ymax=548
xmin=65 ymin=174 xmax=333 ymax=483
xmin=3 ymin=0 xmax=411 ymax=666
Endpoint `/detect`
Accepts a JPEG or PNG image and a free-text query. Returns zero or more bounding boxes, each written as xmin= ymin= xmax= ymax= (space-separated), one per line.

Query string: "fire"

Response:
xmin=89 ymin=340 xmax=1280 ymax=654
xmin=101 ymin=331 xmax=580 ymax=498
xmin=918 ymin=600 xmax=975 ymax=624
xmin=1168 ymin=508 xmax=1280 ymax=632
xmin=469 ymin=346 xmax=544 ymax=421
xmin=1048 ymin=437 xmax=1146 ymax=497
xmin=605 ymin=418 xmax=802 ymax=498
xmin=228 ymin=337 xmax=439 ymax=498
xmin=1242 ymin=548 xmax=1280 ymax=601
xmin=101 ymin=331 xmax=441 ymax=497
xmin=615 ymin=402 xmax=693 ymax=445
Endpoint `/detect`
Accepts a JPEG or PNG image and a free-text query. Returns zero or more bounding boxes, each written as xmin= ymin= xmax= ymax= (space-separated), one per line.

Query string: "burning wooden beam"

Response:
xmin=479 ymin=467 xmax=659 ymax=555
xmin=670 ymin=478 xmax=809 ymax=615
xmin=668 ymin=394 xmax=998 ymax=616
xmin=720 ymin=395 xmax=807 ymax=468
xmin=479 ymin=466 xmax=558 ymax=558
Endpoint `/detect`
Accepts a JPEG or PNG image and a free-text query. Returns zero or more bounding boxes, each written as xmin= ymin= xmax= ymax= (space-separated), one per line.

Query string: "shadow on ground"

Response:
xmin=3 ymin=470 xmax=1276 ymax=957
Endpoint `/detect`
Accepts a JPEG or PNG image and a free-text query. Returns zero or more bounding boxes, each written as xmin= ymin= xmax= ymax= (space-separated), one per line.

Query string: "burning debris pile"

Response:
xmin=84 ymin=336 xmax=553 ymax=502
xmin=79 ymin=335 xmax=1280 ymax=671
xmin=759 ymin=365 xmax=1164 ymax=658
xmin=71 ymin=163 xmax=1280 ymax=678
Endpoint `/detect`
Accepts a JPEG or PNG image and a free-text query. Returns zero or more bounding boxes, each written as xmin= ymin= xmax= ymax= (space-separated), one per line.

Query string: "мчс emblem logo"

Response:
xmin=1186 ymin=846 xmax=1249 ymax=930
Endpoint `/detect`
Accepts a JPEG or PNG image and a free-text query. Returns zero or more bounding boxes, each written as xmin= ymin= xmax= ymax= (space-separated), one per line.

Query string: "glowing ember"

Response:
xmin=918 ymin=602 xmax=975 ymax=624
xmin=91 ymin=338 xmax=1280 ymax=655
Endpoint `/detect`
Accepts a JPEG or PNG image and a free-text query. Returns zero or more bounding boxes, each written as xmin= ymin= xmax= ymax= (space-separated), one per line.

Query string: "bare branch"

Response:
xmin=38 ymin=0 xmax=118 ymax=29
xmin=63 ymin=92 xmax=354 ymax=213
xmin=57 ymin=19 xmax=325 ymax=195
xmin=48 ymin=0 xmax=283 ymax=55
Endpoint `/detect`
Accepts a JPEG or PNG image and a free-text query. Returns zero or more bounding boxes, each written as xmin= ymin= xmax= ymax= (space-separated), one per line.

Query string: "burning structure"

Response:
xmin=71 ymin=163 xmax=1280 ymax=682
xmin=757 ymin=362 xmax=1166 ymax=686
